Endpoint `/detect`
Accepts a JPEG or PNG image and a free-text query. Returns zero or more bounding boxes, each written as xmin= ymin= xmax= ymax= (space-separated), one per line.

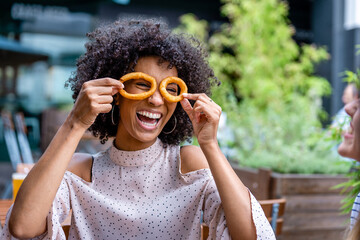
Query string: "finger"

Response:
xmin=180 ymin=98 xmax=195 ymax=122
xmin=193 ymin=104 xmax=221 ymax=122
xmin=84 ymin=78 xmax=124 ymax=88
xmin=97 ymin=103 xmax=113 ymax=114
xmin=195 ymin=111 xmax=202 ymax=123
xmin=95 ymin=95 xmax=114 ymax=104
xmin=82 ymin=82 xmax=123 ymax=97
xmin=192 ymin=102 xmax=211 ymax=123
xmin=84 ymin=86 xmax=118 ymax=96
xmin=182 ymin=93 xmax=210 ymax=102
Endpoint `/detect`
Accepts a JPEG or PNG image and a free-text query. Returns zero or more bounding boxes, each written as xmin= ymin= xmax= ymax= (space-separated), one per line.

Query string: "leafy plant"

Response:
xmin=333 ymin=164 xmax=360 ymax=213
xmin=175 ymin=1 xmax=360 ymax=219
xmin=342 ymin=45 xmax=360 ymax=89
xmin=176 ymin=0 xmax=351 ymax=174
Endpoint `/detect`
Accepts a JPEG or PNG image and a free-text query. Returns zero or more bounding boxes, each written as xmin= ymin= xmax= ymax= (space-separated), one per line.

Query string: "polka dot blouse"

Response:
xmin=1 ymin=138 xmax=275 ymax=239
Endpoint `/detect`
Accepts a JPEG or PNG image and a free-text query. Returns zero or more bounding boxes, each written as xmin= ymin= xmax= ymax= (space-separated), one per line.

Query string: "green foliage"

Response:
xmin=342 ymin=70 xmax=360 ymax=86
xmin=333 ymin=164 xmax=360 ymax=214
xmin=176 ymin=0 xmax=351 ymax=174
xmin=174 ymin=14 xmax=209 ymax=43
xmin=342 ymin=45 xmax=360 ymax=89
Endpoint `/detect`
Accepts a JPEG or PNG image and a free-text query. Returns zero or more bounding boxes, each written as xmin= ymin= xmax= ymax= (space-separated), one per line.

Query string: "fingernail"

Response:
xmin=182 ymin=93 xmax=188 ymax=97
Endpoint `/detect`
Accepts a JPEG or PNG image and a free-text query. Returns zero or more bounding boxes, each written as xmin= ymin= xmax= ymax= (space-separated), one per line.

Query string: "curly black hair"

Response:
xmin=66 ymin=17 xmax=218 ymax=146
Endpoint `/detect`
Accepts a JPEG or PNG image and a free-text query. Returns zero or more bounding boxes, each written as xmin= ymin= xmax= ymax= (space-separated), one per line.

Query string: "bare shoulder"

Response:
xmin=67 ymin=153 xmax=93 ymax=182
xmin=180 ymin=145 xmax=209 ymax=174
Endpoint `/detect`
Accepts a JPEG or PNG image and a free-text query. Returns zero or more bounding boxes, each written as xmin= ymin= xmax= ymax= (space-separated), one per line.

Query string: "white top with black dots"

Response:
xmin=1 ymin=138 xmax=275 ymax=239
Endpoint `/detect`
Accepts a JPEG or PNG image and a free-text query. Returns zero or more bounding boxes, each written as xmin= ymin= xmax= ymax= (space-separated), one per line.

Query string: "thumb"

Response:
xmin=180 ymin=98 xmax=194 ymax=122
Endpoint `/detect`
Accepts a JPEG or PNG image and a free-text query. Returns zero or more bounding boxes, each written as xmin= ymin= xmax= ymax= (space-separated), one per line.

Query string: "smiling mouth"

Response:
xmin=347 ymin=122 xmax=354 ymax=135
xmin=136 ymin=111 xmax=162 ymax=127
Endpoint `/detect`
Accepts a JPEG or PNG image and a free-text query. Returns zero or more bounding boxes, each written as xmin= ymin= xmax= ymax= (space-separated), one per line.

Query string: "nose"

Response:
xmin=344 ymin=100 xmax=357 ymax=117
xmin=148 ymin=90 xmax=164 ymax=106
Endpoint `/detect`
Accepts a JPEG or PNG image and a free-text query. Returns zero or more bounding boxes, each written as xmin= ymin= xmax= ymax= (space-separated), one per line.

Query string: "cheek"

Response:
xmin=354 ymin=113 xmax=360 ymax=136
xmin=118 ymin=100 xmax=134 ymax=119
xmin=168 ymin=104 xmax=177 ymax=115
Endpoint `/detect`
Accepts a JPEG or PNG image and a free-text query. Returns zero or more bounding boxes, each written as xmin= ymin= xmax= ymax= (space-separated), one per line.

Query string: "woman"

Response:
xmin=338 ymin=99 xmax=360 ymax=240
xmin=1 ymin=18 xmax=274 ymax=239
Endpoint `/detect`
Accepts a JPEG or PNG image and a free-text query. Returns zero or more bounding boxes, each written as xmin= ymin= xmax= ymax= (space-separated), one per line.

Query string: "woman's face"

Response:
xmin=115 ymin=56 xmax=178 ymax=150
xmin=338 ymin=100 xmax=360 ymax=161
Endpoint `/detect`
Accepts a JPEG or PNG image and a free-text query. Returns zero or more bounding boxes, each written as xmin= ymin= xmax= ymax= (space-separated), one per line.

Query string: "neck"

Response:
xmin=114 ymin=136 xmax=157 ymax=151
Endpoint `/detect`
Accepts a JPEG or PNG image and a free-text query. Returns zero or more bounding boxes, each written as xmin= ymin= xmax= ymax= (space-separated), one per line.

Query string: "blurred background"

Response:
xmin=1 ymin=0 xmax=360 ymax=239
xmin=0 ymin=0 xmax=359 ymax=122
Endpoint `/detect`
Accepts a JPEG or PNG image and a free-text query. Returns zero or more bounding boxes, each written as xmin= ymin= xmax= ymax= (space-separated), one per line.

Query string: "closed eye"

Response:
xmin=135 ymin=80 xmax=151 ymax=89
xmin=167 ymin=88 xmax=177 ymax=93
xmin=166 ymin=83 xmax=178 ymax=95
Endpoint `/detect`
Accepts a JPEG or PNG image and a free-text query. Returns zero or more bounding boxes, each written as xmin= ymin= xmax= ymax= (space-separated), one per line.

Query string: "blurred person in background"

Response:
xmin=331 ymin=83 xmax=359 ymax=163
xmin=338 ymin=98 xmax=360 ymax=240
xmin=332 ymin=83 xmax=359 ymax=131
xmin=1 ymin=18 xmax=274 ymax=239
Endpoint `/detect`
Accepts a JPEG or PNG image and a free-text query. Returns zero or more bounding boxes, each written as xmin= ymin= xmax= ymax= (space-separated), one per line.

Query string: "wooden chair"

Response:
xmin=61 ymin=210 xmax=72 ymax=239
xmin=200 ymin=223 xmax=209 ymax=240
xmin=1 ymin=111 xmax=22 ymax=171
xmin=258 ymin=198 xmax=286 ymax=236
xmin=13 ymin=112 xmax=35 ymax=164
xmin=1 ymin=111 xmax=36 ymax=199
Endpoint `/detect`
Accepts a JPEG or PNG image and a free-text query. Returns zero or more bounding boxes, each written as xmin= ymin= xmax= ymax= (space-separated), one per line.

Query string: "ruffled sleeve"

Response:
xmin=350 ymin=192 xmax=360 ymax=229
xmin=202 ymin=179 xmax=276 ymax=239
xmin=1 ymin=177 xmax=71 ymax=240
xmin=249 ymin=192 xmax=276 ymax=239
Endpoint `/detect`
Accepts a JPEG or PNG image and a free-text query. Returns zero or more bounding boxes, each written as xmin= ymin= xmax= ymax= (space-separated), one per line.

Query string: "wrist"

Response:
xmin=199 ymin=140 xmax=220 ymax=154
xmin=64 ymin=112 xmax=89 ymax=133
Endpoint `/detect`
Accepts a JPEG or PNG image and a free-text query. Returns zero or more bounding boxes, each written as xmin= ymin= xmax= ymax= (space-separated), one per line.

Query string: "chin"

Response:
xmin=338 ymin=144 xmax=360 ymax=160
xmin=135 ymin=132 xmax=159 ymax=143
xmin=337 ymin=143 xmax=351 ymax=158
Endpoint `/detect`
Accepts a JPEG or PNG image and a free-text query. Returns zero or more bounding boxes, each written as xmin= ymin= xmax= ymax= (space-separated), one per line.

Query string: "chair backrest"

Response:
xmin=13 ymin=112 xmax=34 ymax=164
xmin=258 ymin=198 xmax=286 ymax=236
xmin=200 ymin=223 xmax=209 ymax=240
xmin=1 ymin=111 xmax=22 ymax=171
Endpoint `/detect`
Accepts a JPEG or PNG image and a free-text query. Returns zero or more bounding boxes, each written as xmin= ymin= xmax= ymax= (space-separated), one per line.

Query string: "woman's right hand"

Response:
xmin=70 ymin=78 xmax=123 ymax=129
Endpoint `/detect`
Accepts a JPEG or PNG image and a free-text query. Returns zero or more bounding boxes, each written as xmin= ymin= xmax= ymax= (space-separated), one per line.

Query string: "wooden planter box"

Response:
xmin=232 ymin=166 xmax=350 ymax=240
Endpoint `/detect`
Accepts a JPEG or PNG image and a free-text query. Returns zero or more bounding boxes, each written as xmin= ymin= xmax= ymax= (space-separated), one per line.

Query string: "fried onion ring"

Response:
xmin=159 ymin=77 xmax=188 ymax=103
xmin=119 ymin=72 xmax=157 ymax=100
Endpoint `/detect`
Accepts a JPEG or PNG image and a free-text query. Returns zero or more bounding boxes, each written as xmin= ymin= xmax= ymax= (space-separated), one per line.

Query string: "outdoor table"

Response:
xmin=0 ymin=199 xmax=13 ymax=227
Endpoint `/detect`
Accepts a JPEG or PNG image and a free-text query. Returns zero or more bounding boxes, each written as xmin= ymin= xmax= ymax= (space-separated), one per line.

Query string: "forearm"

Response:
xmin=200 ymin=142 xmax=256 ymax=240
xmin=9 ymin=113 xmax=86 ymax=238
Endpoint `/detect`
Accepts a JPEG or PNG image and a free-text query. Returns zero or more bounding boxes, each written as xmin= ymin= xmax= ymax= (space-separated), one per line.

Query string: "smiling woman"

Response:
xmin=338 ymin=100 xmax=360 ymax=161
xmin=1 ymin=18 xmax=274 ymax=240
xmin=337 ymin=99 xmax=360 ymax=240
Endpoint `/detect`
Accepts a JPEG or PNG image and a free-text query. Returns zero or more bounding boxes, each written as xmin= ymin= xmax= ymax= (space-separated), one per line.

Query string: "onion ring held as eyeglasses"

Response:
xmin=159 ymin=76 xmax=188 ymax=103
xmin=119 ymin=72 xmax=157 ymax=100
xmin=119 ymin=72 xmax=188 ymax=102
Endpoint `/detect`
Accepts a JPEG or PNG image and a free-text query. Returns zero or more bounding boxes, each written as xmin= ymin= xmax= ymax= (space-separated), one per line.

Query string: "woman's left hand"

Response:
xmin=180 ymin=93 xmax=222 ymax=146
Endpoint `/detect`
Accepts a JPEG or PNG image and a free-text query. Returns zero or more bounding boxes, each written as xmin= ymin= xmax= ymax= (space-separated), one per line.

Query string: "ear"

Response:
xmin=114 ymin=93 xmax=121 ymax=105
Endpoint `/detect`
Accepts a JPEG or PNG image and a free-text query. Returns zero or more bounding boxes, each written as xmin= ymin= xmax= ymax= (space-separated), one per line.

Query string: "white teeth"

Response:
xmin=137 ymin=111 xmax=161 ymax=119
xmin=142 ymin=121 xmax=157 ymax=127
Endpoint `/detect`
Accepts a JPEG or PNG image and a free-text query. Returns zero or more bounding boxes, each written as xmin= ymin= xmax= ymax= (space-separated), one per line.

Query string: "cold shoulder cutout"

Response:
xmin=67 ymin=153 xmax=93 ymax=182
xmin=180 ymin=145 xmax=209 ymax=174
